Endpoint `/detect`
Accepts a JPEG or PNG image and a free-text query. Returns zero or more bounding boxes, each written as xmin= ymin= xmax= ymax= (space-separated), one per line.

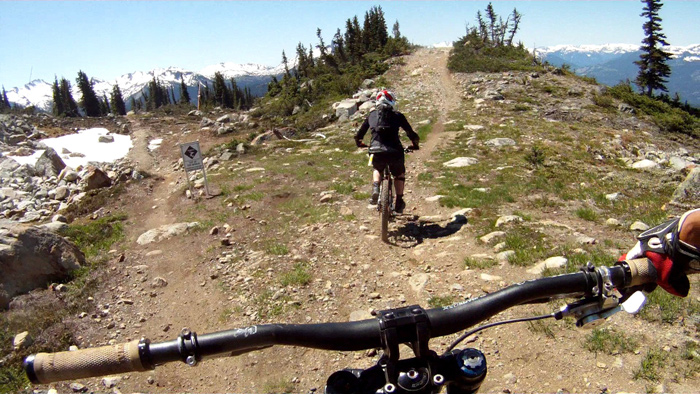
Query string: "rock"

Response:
xmin=484 ymin=138 xmax=516 ymax=147
xmin=605 ymin=218 xmax=621 ymax=227
xmin=631 ymin=159 xmax=659 ymax=170
xmin=671 ymin=167 xmax=699 ymax=205
xmin=527 ymin=256 xmax=568 ymax=274
xmin=98 ymin=135 xmax=115 ymax=143
xmin=629 ymin=221 xmax=650 ymax=231
xmin=53 ymin=186 xmax=69 ymax=200
xmin=335 ymin=99 xmax=358 ymax=120
xmin=618 ymin=103 xmax=636 ymax=114
xmin=425 ymin=195 xmax=444 ymax=202
xmin=481 ymin=273 xmax=502 ymax=281
xmin=495 ymin=215 xmax=523 ymax=227
xmin=463 ymin=125 xmax=485 ymax=131
xmin=151 ymin=277 xmax=168 ymax=288
xmin=496 ymin=250 xmax=515 ymax=263
xmin=409 ymin=273 xmax=430 ymax=294
xmin=136 ymin=222 xmax=200 ymax=245
xmin=13 ymin=331 xmax=33 ymax=350
xmin=69 ymin=382 xmax=87 ymax=392
xmin=1 ymin=223 xmax=85 ymax=309
xmin=480 ymin=231 xmax=505 ymax=244
xmin=483 ymin=90 xmax=504 ymax=100
xmin=443 ymin=157 xmax=479 ymax=168
xmin=82 ymin=167 xmax=111 ymax=191
xmin=34 ymin=147 xmax=66 ymax=177
xmin=102 ymin=376 xmax=121 ymax=388
xmin=605 ymin=192 xmax=621 ymax=201
xmin=320 ymin=194 xmax=333 ymax=203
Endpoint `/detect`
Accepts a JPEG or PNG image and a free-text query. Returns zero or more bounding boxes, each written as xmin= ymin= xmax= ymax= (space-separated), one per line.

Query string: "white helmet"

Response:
xmin=376 ymin=89 xmax=396 ymax=108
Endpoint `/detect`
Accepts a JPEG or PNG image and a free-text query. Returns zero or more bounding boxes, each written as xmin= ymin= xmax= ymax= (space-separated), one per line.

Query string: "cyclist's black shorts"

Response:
xmin=372 ymin=152 xmax=405 ymax=178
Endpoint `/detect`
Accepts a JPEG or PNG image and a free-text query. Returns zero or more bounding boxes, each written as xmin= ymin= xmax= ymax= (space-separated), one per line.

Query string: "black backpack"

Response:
xmin=374 ymin=104 xmax=394 ymax=134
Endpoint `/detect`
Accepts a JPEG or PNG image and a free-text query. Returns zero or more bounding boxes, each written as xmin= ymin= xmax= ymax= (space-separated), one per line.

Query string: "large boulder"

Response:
xmin=0 ymin=222 xmax=85 ymax=309
xmin=82 ymin=167 xmax=112 ymax=191
xmin=335 ymin=99 xmax=358 ymax=121
xmin=34 ymin=147 xmax=66 ymax=177
xmin=671 ymin=167 xmax=699 ymax=206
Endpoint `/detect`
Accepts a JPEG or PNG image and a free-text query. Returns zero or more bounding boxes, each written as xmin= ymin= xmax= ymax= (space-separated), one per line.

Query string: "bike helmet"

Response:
xmin=376 ymin=89 xmax=396 ymax=108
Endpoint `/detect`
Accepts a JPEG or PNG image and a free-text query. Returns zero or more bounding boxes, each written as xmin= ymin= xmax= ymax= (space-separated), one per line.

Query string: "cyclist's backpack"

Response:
xmin=374 ymin=105 xmax=394 ymax=134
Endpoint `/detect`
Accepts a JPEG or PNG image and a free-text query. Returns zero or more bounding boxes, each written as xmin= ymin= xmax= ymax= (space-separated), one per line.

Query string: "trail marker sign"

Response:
xmin=179 ymin=141 xmax=210 ymax=197
xmin=180 ymin=141 xmax=204 ymax=171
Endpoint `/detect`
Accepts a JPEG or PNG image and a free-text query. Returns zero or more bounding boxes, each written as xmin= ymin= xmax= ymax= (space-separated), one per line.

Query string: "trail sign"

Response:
xmin=180 ymin=141 xmax=204 ymax=171
xmin=179 ymin=141 xmax=210 ymax=197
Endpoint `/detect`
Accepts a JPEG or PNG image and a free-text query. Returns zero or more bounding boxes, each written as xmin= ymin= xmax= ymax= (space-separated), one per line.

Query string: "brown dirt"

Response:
xmin=34 ymin=48 xmax=698 ymax=394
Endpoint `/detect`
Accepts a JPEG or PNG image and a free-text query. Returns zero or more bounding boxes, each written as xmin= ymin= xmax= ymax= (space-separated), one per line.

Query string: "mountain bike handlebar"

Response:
xmin=24 ymin=258 xmax=658 ymax=385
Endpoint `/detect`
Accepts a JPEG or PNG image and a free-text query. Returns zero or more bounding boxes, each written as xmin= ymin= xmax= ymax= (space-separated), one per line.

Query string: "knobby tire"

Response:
xmin=380 ymin=177 xmax=391 ymax=242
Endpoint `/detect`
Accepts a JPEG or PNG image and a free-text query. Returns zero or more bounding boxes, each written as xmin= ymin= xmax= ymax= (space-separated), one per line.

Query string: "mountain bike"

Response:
xmin=24 ymin=258 xmax=672 ymax=393
xmin=376 ymin=146 xmax=416 ymax=243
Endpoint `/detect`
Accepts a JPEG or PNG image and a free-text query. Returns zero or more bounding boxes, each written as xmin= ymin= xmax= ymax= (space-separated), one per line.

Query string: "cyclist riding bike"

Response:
xmin=355 ymin=89 xmax=419 ymax=214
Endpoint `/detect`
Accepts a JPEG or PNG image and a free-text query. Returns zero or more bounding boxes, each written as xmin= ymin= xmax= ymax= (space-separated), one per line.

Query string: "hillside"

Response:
xmin=2 ymin=48 xmax=699 ymax=394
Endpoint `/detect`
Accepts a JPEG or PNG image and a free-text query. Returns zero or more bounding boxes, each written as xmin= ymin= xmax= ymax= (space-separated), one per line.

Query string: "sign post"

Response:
xmin=179 ymin=141 xmax=210 ymax=197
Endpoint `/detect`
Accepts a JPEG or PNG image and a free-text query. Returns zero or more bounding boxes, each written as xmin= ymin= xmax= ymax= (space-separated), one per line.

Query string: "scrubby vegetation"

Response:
xmin=447 ymin=3 xmax=537 ymax=73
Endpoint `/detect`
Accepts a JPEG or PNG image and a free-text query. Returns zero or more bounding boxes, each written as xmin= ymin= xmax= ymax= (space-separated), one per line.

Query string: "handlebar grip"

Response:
xmin=24 ymin=339 xmax=149 ymax=384
xmin=625 ymin=258 xmax=658 ymax=287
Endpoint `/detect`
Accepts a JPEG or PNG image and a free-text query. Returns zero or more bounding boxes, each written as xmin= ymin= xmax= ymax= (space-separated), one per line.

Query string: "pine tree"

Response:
xmin=51 ymin=78 xmax=65 ymax=116
xmin=332 ymin=28 xmax=347 ymax=64
xmin=392 ymin=21 xmax=401 ymax=40
xmin=212 ymin=72 xmax=232 ymax=108
xmin=76 ymin=71 xmax=101 ymax=117
xmin=110 ymin=83 xmax=127 ymax=115
xmin=59 ymin=78 xmax=80 ymax=117
xmin=635 ymin=0 xmax=672 ymax=97
xmin=180 ymin=76 xmax=191 ymax=105
xmin=98 ymin=94 xmax=109 ymax=115
xmin=1 ymin=87 xmax=10 ymax=111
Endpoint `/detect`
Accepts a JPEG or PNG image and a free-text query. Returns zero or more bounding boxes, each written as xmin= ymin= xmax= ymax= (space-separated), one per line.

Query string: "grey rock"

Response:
xmin=98 ymin=135 xmax=115 ymax=143
xmin=1 ymin=223 xmax=84 ymax=309
xmin=671 ymin=167 xmax=699 ymax=205
xmin=34 ymin=148 xmax=66 ymax=177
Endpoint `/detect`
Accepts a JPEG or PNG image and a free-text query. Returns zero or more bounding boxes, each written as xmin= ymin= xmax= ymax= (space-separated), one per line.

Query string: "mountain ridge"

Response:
xmin=5 ymin=62 xmax=287 ymax=113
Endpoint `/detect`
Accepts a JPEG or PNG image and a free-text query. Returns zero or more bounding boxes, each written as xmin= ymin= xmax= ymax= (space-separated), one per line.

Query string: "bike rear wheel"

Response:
xmin=380 ymin=176 xmax=391 ymax=242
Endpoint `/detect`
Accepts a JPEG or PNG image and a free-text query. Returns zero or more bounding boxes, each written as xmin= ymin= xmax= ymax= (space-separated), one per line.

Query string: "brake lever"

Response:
xmin=555 ymin=291 xmax=646 ymax=328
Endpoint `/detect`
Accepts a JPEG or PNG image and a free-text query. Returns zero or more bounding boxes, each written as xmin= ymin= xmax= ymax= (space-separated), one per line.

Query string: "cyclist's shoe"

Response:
xmin=394 ymin=197 xmax=406 ymax=214
xmin=369 ymin=183 xmax=380 ymax=205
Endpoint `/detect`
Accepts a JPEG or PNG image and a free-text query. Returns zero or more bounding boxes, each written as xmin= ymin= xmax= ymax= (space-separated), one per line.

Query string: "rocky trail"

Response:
xmin=4 ymin=48 xmax=699 ymax=394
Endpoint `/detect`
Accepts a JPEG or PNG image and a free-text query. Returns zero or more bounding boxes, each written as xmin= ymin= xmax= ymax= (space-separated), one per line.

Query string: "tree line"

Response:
xmin=263 ymin=5 xmax=412 ymax=121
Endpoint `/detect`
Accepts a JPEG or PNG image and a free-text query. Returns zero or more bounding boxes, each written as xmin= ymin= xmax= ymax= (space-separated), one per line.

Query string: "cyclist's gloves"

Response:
xmin=355 ymin=138 xmax=368 ymax=148
xmin=619 ymin=215 xmax=697 ymax=297
xmin=411 ymin=139 xmax=420 ymax=150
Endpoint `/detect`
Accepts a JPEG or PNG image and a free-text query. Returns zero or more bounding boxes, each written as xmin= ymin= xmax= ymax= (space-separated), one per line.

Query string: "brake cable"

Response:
xmin=444 ymin=312 xmax=556 ymax=354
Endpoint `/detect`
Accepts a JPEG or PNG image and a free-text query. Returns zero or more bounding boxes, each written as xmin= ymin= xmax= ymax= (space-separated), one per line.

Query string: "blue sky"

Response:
xmin=1 ymin=1 xmax=698 ymax=90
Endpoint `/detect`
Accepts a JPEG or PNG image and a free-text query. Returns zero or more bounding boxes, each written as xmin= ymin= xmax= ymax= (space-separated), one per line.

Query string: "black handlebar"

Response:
xmin=126 ymin=265 xmax=619 ymax=367
xmin=24 ymin=260 xmax=651 ymax=385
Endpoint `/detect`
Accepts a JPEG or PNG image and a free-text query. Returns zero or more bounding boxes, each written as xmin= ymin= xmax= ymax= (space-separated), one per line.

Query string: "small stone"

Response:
xmin=368 ymin=292 xmax=381 ymax=299
xmin=605 ymin=218 xmax=621 ymax=227
xmin=13 ymin=331 xmax=33 ymax=351
xmin=629 ymin=221 xmax=650 ymax=231
xmin=210 ymin=226 xmax=219 ymax=235
xmin=151 ymin=277 xmax=168 ymax=288
xmin=147 ymin=376 xmax=155 ymax=385
xmin=70 ymin=383 xmax=87 ymax=392
xmin=102 ymin=376 xmax=121 ymax=388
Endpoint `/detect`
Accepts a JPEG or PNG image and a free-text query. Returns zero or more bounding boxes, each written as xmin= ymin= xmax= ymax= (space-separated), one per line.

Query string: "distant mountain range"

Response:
xmin=5 ymin=63 xmax=286 ymax=113
xmin=6 ymin=44 xmax=700 ymax=112
xmin=536 ymin=44 xmax=700 ymax=106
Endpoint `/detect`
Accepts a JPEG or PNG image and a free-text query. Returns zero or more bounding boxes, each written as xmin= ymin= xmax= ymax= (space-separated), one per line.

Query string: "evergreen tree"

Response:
xmin=51 ymin=78 xmax=65 ymax=116
xmin=1 ymin=87 xmax=10 ymax=111
xmin=392 ymin=20 xmax=401 ymax=40
xmin=76 ymin=71 xmax=101 ymax=117
xmin=59 ymin=78 xmax=80 ymax=117
xmin=212 ymin=72 xmax=232 ymax=108
xmin=180 ymin=76 xmax=191 ymax=105
xmin=635 ymin=0 xmax=672 ymax=96
xmin=110 ymin=83 xmax=127 ymax=115
xmin=332 ymin=28 xmax=347 ymax=64
xmin=506 ymin=8 xmax=522 ymax=46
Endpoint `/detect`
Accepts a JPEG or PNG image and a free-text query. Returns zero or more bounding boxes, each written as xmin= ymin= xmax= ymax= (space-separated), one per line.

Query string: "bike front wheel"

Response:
xmin=380 ymin=177 xmax=391 ymax=242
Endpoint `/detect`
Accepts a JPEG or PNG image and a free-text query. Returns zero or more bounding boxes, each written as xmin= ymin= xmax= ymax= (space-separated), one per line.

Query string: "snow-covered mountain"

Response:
xmin=6 ymin=62 xmax=287 ymax=113
xmin=537 ymin=44 xmax=700 ymax=105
